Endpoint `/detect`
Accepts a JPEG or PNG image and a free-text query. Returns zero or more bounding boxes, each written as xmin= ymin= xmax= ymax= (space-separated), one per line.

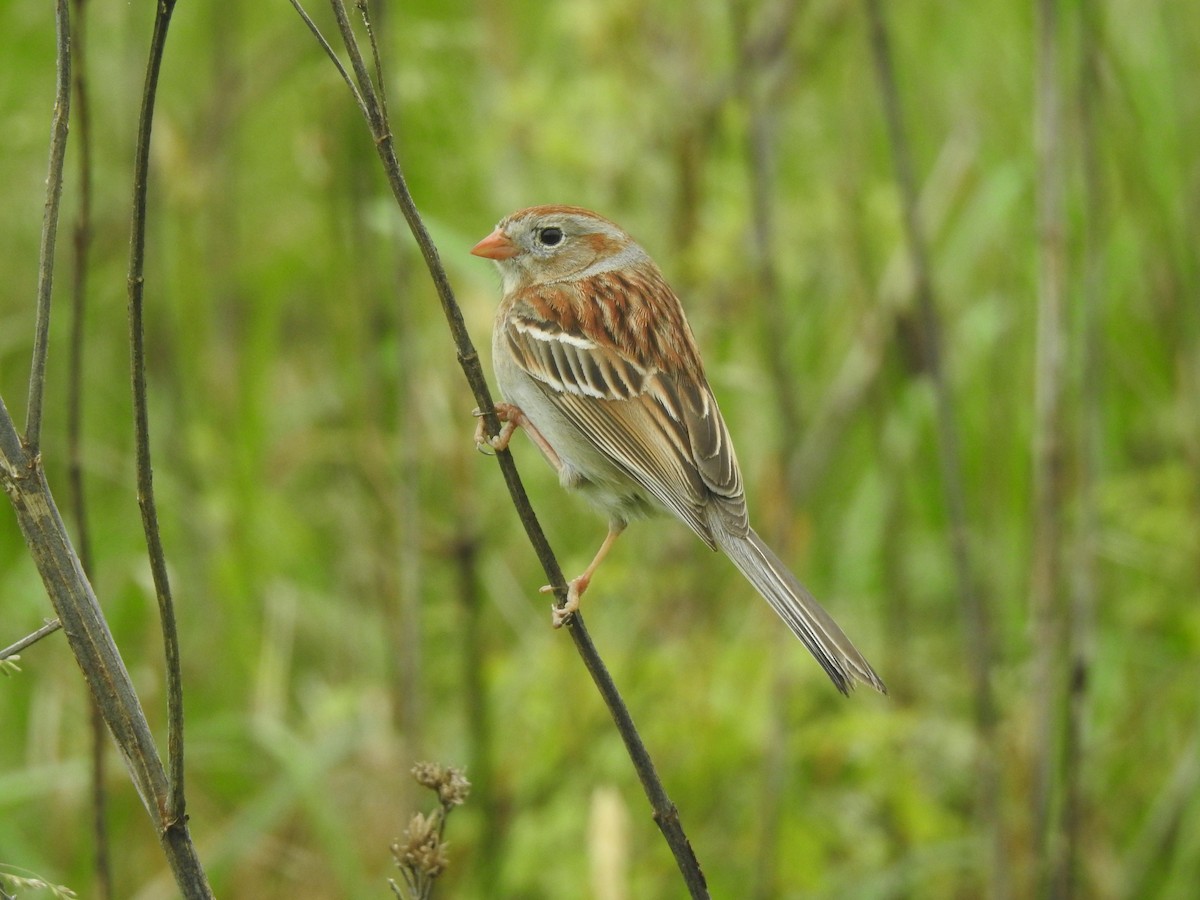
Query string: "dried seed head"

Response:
xmin=393 ymin=811 xmax=448 ymax=879
xmin=410 ymin=762 xmax=471 ymax=808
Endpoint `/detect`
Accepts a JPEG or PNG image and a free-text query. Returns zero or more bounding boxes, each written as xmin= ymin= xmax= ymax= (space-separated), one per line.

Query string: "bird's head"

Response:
xmin=471 ymin=205 xmax=650 ymax=293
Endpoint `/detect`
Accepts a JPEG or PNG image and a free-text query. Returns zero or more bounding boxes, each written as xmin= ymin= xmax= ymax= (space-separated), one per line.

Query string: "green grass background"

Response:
xmin=1 ymin=0 xmax=1198 ymax=896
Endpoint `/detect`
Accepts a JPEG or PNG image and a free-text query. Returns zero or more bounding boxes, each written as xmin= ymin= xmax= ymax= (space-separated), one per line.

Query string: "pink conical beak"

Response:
xmin=470 ymin=227 xmax=520 ymax=260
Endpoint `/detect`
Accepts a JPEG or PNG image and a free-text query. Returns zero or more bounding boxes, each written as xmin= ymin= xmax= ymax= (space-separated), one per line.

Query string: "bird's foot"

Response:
xmin=541 ymin=574 xmax=590 ymax=628
xmin=473 ymin=403 xmax=522 ymax=454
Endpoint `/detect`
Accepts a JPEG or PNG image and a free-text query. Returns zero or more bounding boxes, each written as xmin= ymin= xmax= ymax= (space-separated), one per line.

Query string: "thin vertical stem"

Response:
xmin=24 ymin=0 xmax=72 ymax=451
xmin=127 ymin=0 xmax=187 ymax=824
xmin=67 ymin=1 xmax=93 ymax=629
xmin=1 ymin=0 xmax=212 ymax=892
xmin=862 ymin=2 xmax=1005 ymax=896
xmin=66 ymin=0 xmax=111 ymax=893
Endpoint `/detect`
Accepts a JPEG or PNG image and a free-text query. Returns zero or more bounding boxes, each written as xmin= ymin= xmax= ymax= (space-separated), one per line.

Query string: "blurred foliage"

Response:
xmin=2 ymin=0 xmax=1199 ymax=897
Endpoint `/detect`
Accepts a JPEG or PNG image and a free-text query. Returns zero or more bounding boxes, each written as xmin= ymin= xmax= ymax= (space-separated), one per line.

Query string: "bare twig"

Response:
xmin=87 ymin=698 xmax=111 ymax=899
xmin=23 ymin=0 xmax=72 ymax=452
xmin=0 ymin=402 xmax=212 ymax=897
xmin=0 ymin=0 xmax=212 ymax=892
xmin=65 ymin=0 xmax=112 ymax=893
xmin=290 ymin=0 xmax=367 ymax=116
xmin=66 ymin=0 xmax=95 ymax=689
xmin=0 ymin=619 xmax=62 ymax=662
xmin=862 ymin=1 xmax=1005 ymax=897
xmin=355 ymin=0 xmax=388 ymax=125
xmin=290 ymin=2 xmax=708 ymax=894
xmin=126 ymin=0 xmax=188 ymax=826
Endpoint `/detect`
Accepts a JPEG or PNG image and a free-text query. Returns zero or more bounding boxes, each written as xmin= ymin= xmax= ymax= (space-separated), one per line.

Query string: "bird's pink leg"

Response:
xmin=473 ymin=402 xmax=563 ymax=470
xmin=542 ymin=523 xmax=627 ymax=627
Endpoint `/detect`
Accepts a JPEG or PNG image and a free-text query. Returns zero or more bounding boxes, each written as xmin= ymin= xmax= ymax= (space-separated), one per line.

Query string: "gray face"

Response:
xmin=493 ymin=209 xmax=649 ymax=293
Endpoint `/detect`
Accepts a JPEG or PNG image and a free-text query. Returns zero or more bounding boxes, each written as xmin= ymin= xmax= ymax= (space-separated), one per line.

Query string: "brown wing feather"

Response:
xmin=503 ymin=268 xmax=748 ymax=545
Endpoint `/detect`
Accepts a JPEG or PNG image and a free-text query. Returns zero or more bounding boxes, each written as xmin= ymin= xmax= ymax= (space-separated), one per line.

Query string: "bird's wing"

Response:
xmin=501 ymin=278 xmax=748 ymax=546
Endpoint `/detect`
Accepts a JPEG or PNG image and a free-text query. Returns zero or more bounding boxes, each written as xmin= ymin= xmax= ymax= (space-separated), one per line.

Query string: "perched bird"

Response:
xmin=471 ymin=205 xmax=884 ymax=695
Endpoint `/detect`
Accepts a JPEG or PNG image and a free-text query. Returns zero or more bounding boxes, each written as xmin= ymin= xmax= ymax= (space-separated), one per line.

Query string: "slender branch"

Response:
xmin=0 ymin=619 xmax=62 ymax=662
xmin=290 ymin=0 xmax=367 ymax=116
xmin=862 ymin=1 xmax=1005 ymax=897
xmin=355 ymin=0 xmax=388 ymax=125
xmin=126 ymin=0 xmax=188 ymax=828
xmin=0 ymin=401 xmax=213 ymax=897
xmin=67 ymin=0 xmax=95 ymax=640
xmin=570 ymin=616 xmax=709 ymax=896
xmin=0 ymin=0 xmax=212 ymax=893
xmin=315 ymin=0 xmax=549 ymax=578
xmin=291 ymin=3 xmax=709 ymax=894
xmin=66 ymin=0 xmax=112 ymax=893
xmin=23 ymin=0 xmax=72 ymax=452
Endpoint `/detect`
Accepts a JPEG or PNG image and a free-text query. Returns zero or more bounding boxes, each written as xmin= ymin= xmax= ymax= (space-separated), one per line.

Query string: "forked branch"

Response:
xmin=0 ymin=0 xmax=213 ymax=894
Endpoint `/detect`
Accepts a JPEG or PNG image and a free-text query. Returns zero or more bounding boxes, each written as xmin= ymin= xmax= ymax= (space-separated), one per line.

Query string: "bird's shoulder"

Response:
xmin=503 ymin=264 xmax=704 ymax=379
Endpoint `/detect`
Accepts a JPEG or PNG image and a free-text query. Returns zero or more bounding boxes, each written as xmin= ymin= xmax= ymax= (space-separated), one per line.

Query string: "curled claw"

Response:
xmin=472 ymin=404 xmax=517 ymax=455
xmin=472 ymin=407 xmax=502 ymax=455
xmin=541 ymin=581 xmax=582 ymax=628
xmin=551 ymin=602 xmax=576 ymax=628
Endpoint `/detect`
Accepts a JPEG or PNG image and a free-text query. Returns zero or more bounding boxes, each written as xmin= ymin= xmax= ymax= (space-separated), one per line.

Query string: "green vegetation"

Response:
xmin=1 ymin=0 xmax=1198 ymax=896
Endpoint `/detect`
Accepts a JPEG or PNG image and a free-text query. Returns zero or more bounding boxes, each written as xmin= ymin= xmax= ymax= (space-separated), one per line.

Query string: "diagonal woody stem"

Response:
xmin=288 ymin=2 xmax=710 ymax=895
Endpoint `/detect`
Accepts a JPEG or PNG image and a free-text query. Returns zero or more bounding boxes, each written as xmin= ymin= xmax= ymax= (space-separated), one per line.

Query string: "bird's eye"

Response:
xmin=537 ymin=227 xmax=564 ymax=247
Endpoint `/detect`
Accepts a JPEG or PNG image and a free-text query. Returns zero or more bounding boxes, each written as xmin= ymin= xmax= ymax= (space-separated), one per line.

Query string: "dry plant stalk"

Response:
xmin=0 ymin=0 xmax=213 ymax=895
xmin=389 ymin=763 xmax=471 ymax=900
xmin=287 ymin=1 xmax=709 ymax=896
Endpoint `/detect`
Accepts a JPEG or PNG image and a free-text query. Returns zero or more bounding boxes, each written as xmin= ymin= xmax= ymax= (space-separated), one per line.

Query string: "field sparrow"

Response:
xmin=472 ymin=205 xmax=884 ymax=694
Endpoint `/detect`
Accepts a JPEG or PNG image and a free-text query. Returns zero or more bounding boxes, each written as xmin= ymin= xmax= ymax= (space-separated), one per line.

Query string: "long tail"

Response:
xmin=713 ymin=525 xmax=886 ymax=695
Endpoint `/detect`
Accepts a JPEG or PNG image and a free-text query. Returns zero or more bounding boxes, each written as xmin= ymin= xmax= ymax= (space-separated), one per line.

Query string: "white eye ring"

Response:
xmin=538 ymin=227 xmax=564 ymax=247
